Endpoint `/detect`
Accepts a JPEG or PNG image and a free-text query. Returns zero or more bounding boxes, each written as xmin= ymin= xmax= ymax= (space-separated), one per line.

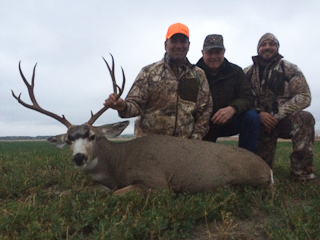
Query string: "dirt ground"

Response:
xmin=187 ymin=209 xmax=270 ymax=240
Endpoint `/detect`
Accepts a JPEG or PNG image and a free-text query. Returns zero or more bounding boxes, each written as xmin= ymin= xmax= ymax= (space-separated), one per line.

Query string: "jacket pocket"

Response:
xmin=268 ymin=70 xmax=286 ymax=96
xmin=178 ymin=78 xmax=199 ymax=103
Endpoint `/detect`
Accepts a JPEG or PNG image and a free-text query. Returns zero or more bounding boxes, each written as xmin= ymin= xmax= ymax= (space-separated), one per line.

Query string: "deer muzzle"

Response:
xmin=73 ymin=153 xmax=88 ymax=166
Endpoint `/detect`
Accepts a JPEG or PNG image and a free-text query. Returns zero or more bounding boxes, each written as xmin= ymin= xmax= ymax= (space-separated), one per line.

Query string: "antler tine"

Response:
xmin=115 ymin=66 xmax=126 ymax=99
xmin=87 ymin=55 xmax=126 ymax=125
xmin=103 ymin=54 xmax=117 ymax=94
xmin=12 ymin=62 xmax=72 ymax=128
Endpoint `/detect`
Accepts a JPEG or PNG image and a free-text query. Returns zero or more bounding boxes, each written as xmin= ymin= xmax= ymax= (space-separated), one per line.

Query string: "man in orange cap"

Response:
xmin=164 ymin=23 xmax=190 ymax=65
xmin=105 ymin=23 xmax=212 ymax=140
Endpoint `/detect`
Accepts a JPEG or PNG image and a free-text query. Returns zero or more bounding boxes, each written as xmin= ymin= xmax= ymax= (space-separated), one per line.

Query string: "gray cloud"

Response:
xmin=1 ymin=0 xmax=319 ymax=136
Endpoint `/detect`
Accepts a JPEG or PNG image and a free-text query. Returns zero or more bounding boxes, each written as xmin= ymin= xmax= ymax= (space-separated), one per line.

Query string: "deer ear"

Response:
xmin=47 ymin=134 xmax=68 ymax=149
xmin=98 ymin=120 xmax=130 ymax=138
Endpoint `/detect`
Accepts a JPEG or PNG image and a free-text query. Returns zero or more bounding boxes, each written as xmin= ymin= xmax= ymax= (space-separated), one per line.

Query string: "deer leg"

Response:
xmin=112 ymin=185 xmax=144 ymax=196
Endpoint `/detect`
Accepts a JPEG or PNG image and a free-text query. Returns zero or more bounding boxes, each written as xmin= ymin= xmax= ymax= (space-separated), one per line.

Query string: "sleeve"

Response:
xmin=190 ymin=69 xmax=213 ymax=140
xmin=244 ymin=65 xmax=261 ymax=112
xmin=274 ymin=63 xmax=311 ymax=120
xmin=118 ymin=68 xmax=149 ymax=118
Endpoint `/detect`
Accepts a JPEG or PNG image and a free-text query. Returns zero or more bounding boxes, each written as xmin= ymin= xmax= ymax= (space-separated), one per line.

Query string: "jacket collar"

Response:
xmin=196 ymin=57 xmax=230 ymax=78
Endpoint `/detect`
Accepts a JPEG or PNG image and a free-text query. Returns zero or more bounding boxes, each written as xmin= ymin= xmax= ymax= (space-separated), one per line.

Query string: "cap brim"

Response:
xmin=203 ymin=46 xmax=225 ymax=51
xmin=167 ymin=33 xmax=189 ymax=39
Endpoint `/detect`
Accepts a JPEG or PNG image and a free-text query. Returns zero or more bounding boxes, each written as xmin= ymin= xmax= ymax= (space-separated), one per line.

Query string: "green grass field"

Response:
xmin=0 ymin=140 xmax=319 ymax=239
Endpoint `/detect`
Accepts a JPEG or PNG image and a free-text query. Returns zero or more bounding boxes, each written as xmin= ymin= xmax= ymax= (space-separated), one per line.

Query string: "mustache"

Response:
xmin=262 ymin=48 xmax=276 ymax=53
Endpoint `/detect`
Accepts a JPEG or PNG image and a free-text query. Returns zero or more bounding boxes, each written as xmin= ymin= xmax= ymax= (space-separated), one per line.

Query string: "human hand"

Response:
xmin=104 ymin=94 xmax=126 ymax=111
xmin=211 ymin=106 xmax=236 ymax=125
xmin=259 ymin=112 xmax=278 ymax=133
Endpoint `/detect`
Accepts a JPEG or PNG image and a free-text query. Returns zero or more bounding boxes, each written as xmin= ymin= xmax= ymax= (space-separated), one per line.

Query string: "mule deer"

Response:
xmin=12 ymin=56 xmax=274 ymax=196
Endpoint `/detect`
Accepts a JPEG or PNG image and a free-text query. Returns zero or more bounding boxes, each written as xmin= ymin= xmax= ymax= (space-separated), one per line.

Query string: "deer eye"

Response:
xmin=89 ymin=135 xmax=96 ymax=141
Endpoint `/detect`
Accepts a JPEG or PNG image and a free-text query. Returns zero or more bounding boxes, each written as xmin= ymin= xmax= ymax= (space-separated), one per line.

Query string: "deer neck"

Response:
xmin=83 ymin=137 xmax=122 ymax=188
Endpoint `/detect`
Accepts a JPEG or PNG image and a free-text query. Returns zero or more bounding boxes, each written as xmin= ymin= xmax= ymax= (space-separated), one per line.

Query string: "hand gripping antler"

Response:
xmin=87 ymin=54 xmax=126 ymax=125
xmin=12 ymin=61 xmax=72 ymax=128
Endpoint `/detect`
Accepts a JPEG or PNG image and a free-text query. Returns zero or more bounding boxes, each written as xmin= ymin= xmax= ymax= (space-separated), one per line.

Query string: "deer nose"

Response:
xmin=73 ymin=153 xmax=88 ymax=166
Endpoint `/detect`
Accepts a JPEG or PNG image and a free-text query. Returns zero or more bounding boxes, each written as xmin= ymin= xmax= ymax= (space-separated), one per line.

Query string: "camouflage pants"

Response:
xmin=256 ymin=111 xmax=315 ymax=179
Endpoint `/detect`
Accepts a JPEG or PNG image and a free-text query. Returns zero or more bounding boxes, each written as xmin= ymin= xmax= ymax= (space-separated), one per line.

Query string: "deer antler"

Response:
xmin=87 ymin=54 xmax=126 ymax=125
xmin=12 ymin=61 xmax=72 ymax=128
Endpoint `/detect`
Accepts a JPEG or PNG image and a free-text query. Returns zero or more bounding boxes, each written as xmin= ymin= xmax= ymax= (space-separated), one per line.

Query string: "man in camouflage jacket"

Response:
xmin=104 ymin=23 xmax=213 ymax=140
xmin=244 ymin=33 xmax=316 ymax=181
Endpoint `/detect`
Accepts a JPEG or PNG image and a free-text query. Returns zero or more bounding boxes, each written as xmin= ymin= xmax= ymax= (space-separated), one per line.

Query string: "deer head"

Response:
xmin=12 ymin=55 xmax=129 ymax=168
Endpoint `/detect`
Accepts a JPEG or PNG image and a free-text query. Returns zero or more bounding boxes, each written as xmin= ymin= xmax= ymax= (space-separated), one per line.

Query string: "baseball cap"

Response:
xmin=202 ymin=34 xmax=225 ymax=51
xmin=165 ymin=23 xmax=189 ymax=40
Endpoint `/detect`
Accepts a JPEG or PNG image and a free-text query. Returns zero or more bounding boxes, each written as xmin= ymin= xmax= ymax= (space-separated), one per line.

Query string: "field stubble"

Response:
xmin=0 ymin=140 xmax=319 ymax=239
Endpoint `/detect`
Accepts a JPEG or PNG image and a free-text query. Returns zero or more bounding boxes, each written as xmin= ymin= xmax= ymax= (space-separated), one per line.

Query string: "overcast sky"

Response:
xmin=1 ymin=0 xmax=319 ymax=137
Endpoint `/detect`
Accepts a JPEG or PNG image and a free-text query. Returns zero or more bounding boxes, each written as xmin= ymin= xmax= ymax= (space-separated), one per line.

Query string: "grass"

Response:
xmin=0 ymin=140 xmax=319 ymax=239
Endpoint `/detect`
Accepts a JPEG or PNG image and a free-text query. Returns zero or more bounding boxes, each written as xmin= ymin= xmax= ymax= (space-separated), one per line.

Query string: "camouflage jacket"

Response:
xmin=119 ymin=54 xmax=213 ymax=140
xmin=244 ymin=55 xmax=311 ymax=121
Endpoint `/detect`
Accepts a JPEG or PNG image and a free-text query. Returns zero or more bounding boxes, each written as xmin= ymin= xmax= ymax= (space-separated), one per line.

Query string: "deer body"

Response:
xmin=66 ymin=130 xmax=273 ymax=195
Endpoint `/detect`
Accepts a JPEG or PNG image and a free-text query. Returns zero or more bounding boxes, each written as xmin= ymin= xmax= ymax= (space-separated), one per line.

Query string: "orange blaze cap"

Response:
xmin=165 ymin=23 xmax=189 ymax=40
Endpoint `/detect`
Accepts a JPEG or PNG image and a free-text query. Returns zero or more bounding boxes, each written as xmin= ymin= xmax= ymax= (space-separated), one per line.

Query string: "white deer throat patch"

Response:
xmin=90 ymin=172 xmax=106 ymax=182
xmin=84 ymin=157 xmax=99 ymax=171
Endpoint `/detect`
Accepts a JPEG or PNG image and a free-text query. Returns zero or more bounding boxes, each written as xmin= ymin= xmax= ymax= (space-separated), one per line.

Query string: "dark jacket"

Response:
xmin=196 ymin=58 xmax=253 ymax=123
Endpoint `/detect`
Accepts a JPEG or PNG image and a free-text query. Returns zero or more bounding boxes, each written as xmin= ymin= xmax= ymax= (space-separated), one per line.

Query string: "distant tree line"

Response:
xmin=0 ymin=134 xmax=134 ymax=141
